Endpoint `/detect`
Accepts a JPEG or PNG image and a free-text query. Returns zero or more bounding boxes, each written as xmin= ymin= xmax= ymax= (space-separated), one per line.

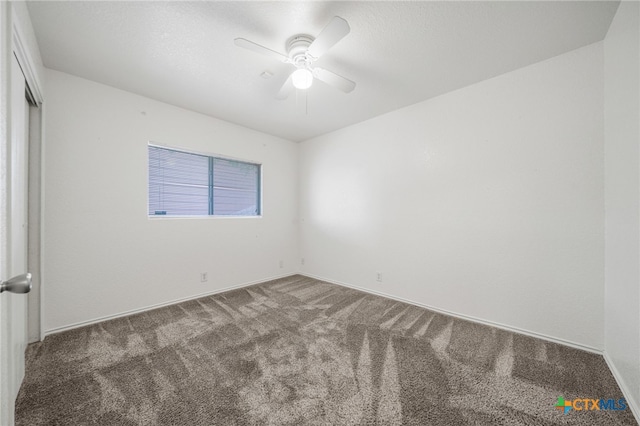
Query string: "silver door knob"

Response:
xmin=0 ymin=273 xmax=31 ymax=294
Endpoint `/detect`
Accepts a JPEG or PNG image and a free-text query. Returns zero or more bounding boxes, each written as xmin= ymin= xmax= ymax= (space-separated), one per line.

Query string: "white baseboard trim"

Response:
xmin=48 ymin=271 xmax=604 ymax=357
xmin=301 ymin=273 xmax=603 ymax=355
xmin=603 ymin=352 xmax=640 ymax=424
xmin=42 ymin=271 xmax=639 ymax=422
xmin=44 ymin=273 xmax=297 ymax=337
xmin=45 ymin=271 xmax=638 ymax=421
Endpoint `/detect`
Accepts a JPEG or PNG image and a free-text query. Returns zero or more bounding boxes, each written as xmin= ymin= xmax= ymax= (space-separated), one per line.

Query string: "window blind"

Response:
xmin=148 ymin=145 xmax=260 ymax=217
xmin=213 ymin=157 xmax=260 ymax=216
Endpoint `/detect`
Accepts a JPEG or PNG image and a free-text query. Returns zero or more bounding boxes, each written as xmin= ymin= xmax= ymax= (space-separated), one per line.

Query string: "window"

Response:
xmin=148 ymin=145 xmax=261 ymax=217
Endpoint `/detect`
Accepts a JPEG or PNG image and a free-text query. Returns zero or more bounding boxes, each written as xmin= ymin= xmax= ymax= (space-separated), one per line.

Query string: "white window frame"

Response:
xmin=147 ymin=143 xmax=262 ymax=219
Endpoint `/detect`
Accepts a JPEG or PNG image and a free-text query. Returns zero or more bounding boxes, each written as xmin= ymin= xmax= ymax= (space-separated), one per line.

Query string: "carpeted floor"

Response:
xmin=16 ymin=275 xmax=637 ymax=425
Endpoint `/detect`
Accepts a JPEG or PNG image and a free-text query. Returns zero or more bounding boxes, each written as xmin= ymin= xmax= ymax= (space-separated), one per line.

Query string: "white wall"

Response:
xmin=299 ymin=43 xmax=604 ymax=350
xmin=43 ymin=69 xmax=298 ymax=332
xmin=604 ymin=0 xmax=640 ymax=416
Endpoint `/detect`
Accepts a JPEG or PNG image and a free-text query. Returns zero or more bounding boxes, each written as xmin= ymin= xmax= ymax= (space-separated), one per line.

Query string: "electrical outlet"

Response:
xmin=200 ymin=272 xmax=208 ymax=282
xmin=376 ymin=272 xmax=382 ymax=282
xmin=279 ymin=260 xmax=284 ymax=269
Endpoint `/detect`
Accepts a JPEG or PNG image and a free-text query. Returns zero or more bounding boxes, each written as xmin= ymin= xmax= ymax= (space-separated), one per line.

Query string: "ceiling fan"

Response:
xmin=234 ymin=16 xmax=356 ymax=99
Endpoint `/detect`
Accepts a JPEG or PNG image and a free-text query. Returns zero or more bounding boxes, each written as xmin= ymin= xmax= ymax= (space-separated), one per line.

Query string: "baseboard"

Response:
xmin=603 ymin=352 xmax=640 ymax=424
xmin=49 ymin=271 xmax=604 ymax=356
xmin=45 ymin=271 xmax=638 ymax=421
xmin=44 ymin=273 xmax=297 ymax=337
xmin=300 ymin=273 xmax=603 ymax=355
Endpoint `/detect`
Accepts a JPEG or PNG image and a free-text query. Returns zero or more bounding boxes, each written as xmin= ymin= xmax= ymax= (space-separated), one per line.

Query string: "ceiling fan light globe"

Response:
xmin=292 ymin=69 xmax=313 ymax=90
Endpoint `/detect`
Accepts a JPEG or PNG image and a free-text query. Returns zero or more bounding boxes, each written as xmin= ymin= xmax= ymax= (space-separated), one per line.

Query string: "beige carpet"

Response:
xmin=16 ymin=275 xmax=636 ymax=425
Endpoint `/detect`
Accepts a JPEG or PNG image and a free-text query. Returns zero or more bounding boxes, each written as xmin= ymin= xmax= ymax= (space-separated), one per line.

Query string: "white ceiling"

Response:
xmin=27 ymin=1 xmax=619 ymax=142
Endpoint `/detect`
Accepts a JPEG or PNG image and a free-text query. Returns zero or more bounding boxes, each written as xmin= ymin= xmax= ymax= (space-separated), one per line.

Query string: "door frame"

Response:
xmin=0 ymin=3 xmax=44 ymax=425
xmin=11 ymin=5 xmax=44 ymax=343
xmin=12 ymin=10 xmax=43 ymax=106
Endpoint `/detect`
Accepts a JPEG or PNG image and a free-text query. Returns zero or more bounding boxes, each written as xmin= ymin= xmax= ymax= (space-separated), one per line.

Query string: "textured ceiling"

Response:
xmin=27 ymin=1 xmax=619 ymax=142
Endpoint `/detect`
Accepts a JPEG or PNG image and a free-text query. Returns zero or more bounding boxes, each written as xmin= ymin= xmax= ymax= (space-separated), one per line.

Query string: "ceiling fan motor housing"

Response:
xmin=287 ymin=35 xmax=315 ymax=68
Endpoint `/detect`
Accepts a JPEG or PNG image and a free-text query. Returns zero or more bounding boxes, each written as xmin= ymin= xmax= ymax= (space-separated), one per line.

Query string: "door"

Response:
xmin=0 ymin=54 xmax=30 ymax=426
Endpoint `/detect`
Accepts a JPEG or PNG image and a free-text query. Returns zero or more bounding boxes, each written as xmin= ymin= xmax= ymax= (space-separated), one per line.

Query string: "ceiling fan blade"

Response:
xmin=307 ymin=16 xmax=350 ymax=59
xmin=313 ymin=68 xmax=356 ymax=93
xmin=276 ymin=74 xmax=294 ymax=100
xmin=234 ymin=38 xmax=290 ymax=63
